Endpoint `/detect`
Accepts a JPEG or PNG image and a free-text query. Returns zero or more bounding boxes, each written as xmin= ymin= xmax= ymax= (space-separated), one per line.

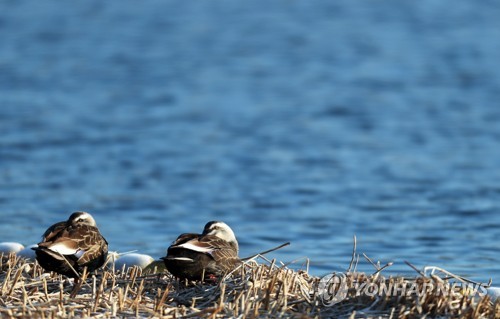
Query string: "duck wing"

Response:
xmin=37 ymin=225 xmax=107 ymax=265
xmin=41 ymin=221 xmax=67 ymax=242
xmin=171 ymin=234 xmax=226 ymax=255
xmin=175 ymin=235 xmax=240 ymax=266
xmin=200 ymin=236 xmax=240 ymax=272
xmin=163 ymin=233 xmax=240 ymax=280
xmin=73 ymin=225 xmax=108 ymax=265
xmin=169 ymin=233 xmax=199 ymax=247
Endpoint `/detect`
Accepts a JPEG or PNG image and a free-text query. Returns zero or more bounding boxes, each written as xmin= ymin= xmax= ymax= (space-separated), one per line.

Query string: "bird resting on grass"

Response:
xmin=162 ymin=221 xmax=241 ymax=281
xmin=33 ymin=211 xmax=108 ymax=279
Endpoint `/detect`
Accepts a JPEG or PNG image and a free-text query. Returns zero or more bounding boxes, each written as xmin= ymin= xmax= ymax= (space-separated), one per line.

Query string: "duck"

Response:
xmin=161 ymin=221 xmax=241 ymax=281
xmin=33 ymin=211 xmax=108 ymax=279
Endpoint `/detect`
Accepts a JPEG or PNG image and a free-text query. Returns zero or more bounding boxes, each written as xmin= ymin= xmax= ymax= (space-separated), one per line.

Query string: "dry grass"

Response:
xmin=1 ymin=251 xmax=498 ymax=318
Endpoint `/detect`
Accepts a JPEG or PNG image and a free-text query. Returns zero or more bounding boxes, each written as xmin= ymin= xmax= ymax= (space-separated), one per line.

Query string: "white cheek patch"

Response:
xmin=48 ymin=243 xmax=78 ymax=256
xmin=177 ymin=242 xmax=214 ymax=254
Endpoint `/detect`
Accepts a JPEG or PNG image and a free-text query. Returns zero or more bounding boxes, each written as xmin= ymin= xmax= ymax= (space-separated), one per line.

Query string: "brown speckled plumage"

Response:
xmin=33 ymin=212 xmax=108 ymax=278
xmin=162 ymin=221 xmax=241 ymax=281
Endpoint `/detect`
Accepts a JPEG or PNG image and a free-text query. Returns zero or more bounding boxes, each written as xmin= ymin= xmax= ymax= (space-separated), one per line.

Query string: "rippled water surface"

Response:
xmin=1 ymin=1 xmax=499 ymax=283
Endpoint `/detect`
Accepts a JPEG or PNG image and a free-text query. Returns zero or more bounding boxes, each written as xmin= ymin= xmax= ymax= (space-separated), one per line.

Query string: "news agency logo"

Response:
xmin=317 ymin=273 xmax=349 ymax=306
xmin=317 ymin=272 xmax=488 ymax=307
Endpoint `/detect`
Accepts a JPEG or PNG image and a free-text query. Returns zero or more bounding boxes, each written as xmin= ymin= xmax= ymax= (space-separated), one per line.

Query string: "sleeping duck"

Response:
xmin=33 ymin=211 xmax=108 ymax=279
xmin=162 ymin=221 xmax=241 ymax=281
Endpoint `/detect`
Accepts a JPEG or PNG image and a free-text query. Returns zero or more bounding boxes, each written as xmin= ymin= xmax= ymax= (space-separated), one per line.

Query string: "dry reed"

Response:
xmin=1 ymin=249 xmax=498 ymax=318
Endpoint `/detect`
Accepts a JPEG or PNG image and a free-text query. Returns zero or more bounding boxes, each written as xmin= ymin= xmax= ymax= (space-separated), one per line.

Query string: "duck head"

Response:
xmin=68 ymin=211 xmax=97 ymax=227
xmin=202 ymin=221 xmax=239 ymax=252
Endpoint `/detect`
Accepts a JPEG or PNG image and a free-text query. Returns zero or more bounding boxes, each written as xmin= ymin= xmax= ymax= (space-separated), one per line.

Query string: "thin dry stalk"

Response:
xmin=0 ymin=248 xmax=496 ymax=318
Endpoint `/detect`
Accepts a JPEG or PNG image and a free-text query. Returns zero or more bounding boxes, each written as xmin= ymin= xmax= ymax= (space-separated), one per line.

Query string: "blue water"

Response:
xmin=1 ymin=1 xmax=499 ymax=283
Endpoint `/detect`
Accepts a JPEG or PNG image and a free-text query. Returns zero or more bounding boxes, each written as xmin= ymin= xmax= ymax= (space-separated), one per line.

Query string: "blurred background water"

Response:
xmin=0 ymin=1 xmax=499 ymax=283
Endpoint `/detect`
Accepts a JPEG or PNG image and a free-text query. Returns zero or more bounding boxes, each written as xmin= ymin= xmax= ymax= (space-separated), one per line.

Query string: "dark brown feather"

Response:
xmin=42 ymin=221 xmax=67 ymax=242
xmin=33 ymin=213 xmax=108 ymax=278
xmin=162 ymin=232 xmax=240 ymax=281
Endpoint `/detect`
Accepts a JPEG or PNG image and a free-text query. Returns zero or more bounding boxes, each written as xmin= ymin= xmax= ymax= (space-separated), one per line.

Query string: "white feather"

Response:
xmin=177 ymin=242 xmax=214 ymax=253
xmin=170 ymin=257 xmax=194 ymax=262
xmin=48 ymin=243 xmax=79 ymax=255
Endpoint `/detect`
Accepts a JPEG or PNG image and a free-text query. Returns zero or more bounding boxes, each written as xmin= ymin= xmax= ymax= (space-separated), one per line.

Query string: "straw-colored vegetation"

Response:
xmin=1 ymin=250 xmax=498 ymax=318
